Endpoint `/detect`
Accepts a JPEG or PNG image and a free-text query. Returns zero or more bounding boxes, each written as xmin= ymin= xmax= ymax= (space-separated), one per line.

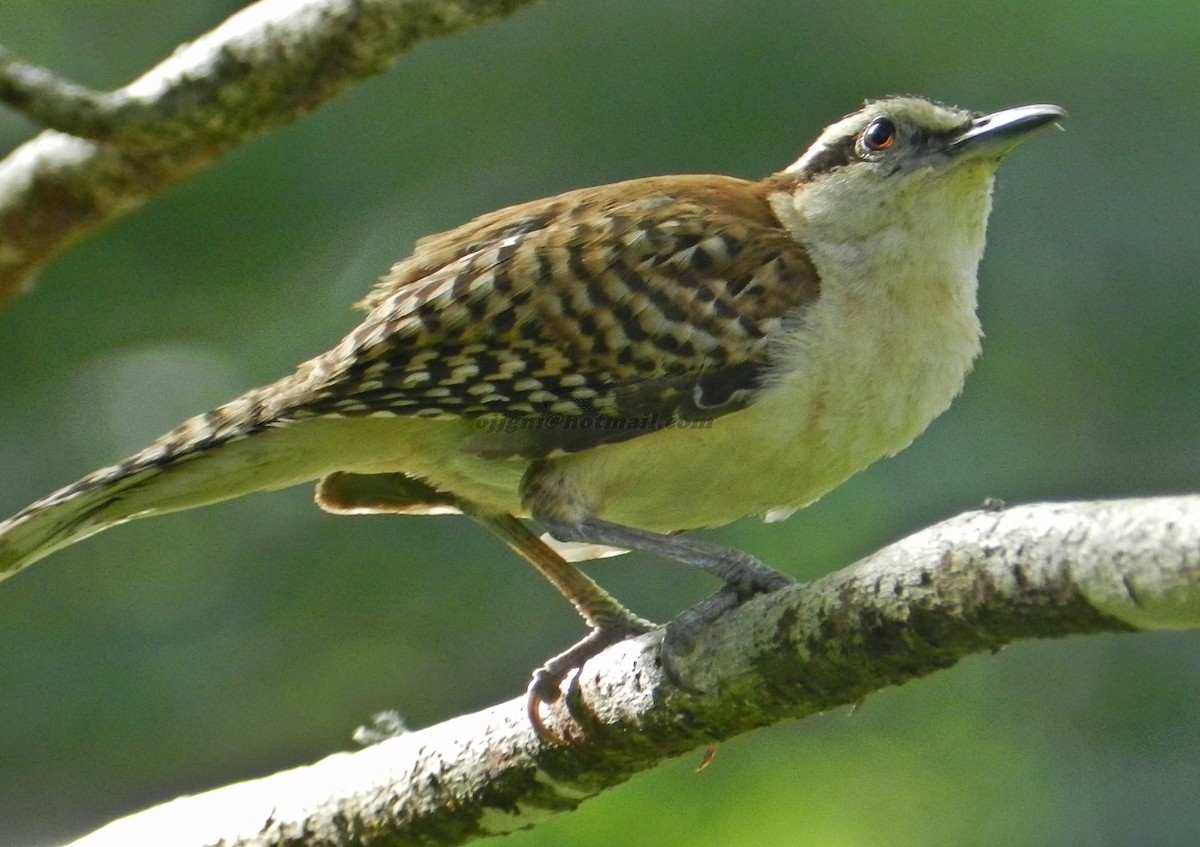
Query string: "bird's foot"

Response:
xmin=660 ymin=572 xmax=797 ymax=689
xmin=527 ymin=613 xmax=656 ymax=745
xmin=535 ymin=514 xmax=797 ymax=708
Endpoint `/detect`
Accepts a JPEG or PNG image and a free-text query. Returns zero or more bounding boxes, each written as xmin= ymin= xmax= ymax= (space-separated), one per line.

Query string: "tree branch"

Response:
xmin=0 ymin=0 xmax=544 ymax=305
xmin=65 ymin=495 xmax=1200 ymax=847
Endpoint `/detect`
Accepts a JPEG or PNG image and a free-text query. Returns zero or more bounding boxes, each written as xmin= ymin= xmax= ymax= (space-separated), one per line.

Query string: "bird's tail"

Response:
xmin=0 ymin=378 xmax=334 ymax=583
xmin=1 ymin=456 xmax=176 ymax=582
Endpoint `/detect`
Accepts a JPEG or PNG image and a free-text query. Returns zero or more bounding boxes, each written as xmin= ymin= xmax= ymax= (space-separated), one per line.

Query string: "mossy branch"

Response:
xmin=66 ymin=495 xmax=1200 ymax=847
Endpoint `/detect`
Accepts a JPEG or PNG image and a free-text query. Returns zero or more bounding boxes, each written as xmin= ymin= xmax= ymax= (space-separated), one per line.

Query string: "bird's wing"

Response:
xmin=285 ymin=173 xmax=819 ymax=458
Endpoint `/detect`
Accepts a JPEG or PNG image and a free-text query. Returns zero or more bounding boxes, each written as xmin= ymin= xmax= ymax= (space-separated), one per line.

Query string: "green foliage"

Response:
xmin=0 ymin=0 xmax=1198 ymax=844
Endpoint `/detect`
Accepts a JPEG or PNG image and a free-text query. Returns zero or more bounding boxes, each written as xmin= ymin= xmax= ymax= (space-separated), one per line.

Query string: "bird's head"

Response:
xmin=771 ymin=96 xmax=1065 ymax=259
xmin=788 ymin=97 xmax=1064 ymax=180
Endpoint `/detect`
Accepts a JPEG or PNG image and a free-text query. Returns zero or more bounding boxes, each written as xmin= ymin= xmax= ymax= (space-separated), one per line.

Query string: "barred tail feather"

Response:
xmin=0 ymin=405 xmax=339 ymax=583
xmin=0 ymin=462 xmax=167 ymax=581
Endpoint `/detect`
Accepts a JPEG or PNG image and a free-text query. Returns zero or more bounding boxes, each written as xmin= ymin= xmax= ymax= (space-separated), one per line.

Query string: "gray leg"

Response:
xmin=537 ymin=514 xmax=794 ymax=594
xmin=539 ymin=514 xmax=796 ymax=689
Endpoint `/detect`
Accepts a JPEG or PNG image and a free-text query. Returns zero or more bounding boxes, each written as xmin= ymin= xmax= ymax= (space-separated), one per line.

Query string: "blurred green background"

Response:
xmin=1 ymin=1 xmax=1198 ymax=844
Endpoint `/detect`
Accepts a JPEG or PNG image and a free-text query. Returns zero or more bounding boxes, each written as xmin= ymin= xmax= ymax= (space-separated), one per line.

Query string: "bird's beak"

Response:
xmin=948 ymin=104 xmax=1066 ymax=159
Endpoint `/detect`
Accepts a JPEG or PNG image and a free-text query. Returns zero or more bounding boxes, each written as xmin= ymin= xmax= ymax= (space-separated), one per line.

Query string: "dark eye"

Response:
xmin=862 ymin=117 xmax=897 ymax=151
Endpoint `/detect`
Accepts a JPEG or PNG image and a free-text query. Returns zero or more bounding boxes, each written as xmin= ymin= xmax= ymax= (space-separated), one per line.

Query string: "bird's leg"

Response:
xmin=462 ymin=509 xmax=656 ymax=741
xmin=537 ymin=515 xmax=794 ymax=594
xmin=536 ymin=514 xmax=795 ymax=661
xmin=317 ymin=473 xmax=655 ymax=742
xmin=469 ymin=510 xmax=656 ymax=643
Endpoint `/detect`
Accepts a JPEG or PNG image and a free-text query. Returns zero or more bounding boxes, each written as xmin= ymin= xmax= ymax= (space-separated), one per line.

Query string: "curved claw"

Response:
xmin=526 ymin=620 xmax=655 ymax=745
xmin=527 ymin=682 xmax=570 ymax=747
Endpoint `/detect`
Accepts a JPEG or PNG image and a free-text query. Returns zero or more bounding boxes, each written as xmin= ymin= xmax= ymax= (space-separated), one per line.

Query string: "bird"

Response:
xmin=0 ymin=96 xmax=1063 ymax=732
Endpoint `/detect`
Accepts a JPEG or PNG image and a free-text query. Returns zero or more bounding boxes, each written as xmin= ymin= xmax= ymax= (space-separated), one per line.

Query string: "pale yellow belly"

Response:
xmin=539 ymin=385 xmax=872 ymax=531
xmin=350 ymin=376 xmax=915 ymax=533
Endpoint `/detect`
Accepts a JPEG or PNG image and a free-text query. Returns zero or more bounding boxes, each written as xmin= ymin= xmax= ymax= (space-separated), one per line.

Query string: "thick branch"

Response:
xmin=0 ymin=0 xmax=543 ymax=305
xmin=66 ymin=495 xmax=1200 ymax=847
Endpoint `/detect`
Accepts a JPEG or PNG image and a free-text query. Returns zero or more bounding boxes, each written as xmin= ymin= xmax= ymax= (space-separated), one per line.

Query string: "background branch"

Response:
xmin=66 ymin=496 xmax=1200 ymax=847
xmin=0 ymin=0 xmax=542 ymax=304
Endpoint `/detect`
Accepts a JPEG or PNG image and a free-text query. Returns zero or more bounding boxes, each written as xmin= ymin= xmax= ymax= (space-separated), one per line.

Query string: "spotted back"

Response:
xmin=251 ymin=174 xmax=820 ymax=458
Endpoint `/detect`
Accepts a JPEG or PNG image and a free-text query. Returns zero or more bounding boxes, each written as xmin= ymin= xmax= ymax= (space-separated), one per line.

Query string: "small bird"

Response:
xmin=0 ymin=97 xmax=1063 ymax=725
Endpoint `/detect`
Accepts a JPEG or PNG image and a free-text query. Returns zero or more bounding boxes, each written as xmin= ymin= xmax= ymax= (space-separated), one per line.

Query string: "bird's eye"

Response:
xmin=861 ymin=118 xmax=897 ymax=152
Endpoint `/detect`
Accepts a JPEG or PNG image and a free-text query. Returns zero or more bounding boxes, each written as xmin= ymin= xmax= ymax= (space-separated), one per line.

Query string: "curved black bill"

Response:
xmin=949 ymin=104 xmax=1067 ymax=157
